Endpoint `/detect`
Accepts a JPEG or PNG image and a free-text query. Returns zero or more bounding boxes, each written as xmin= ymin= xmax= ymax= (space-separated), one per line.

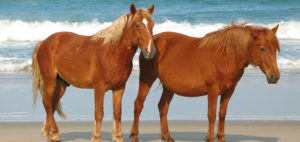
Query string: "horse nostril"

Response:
xmin=270 ymin=74 xmax=276 ymax=79
xmin=268 ymin=74 xmax=279 ymax=84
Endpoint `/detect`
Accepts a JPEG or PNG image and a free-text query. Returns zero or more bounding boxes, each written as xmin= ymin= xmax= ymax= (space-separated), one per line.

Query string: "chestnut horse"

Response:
xmin=130 ymin=23 xmax=280 ymax=142
xmin=32 ymin=4 xmax=155 ymax=142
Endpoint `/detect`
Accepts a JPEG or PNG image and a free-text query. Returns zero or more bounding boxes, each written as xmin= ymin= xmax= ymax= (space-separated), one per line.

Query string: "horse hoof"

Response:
xmin=161 ymin=136 xmax=175 ymax=142
xmin=130 ymin=136 xmax=139 ymax=142
xmin=217 ymin=135 xmax=226 ymax=142
xmin=113 ymin=136 xmax=124 ymax=142
xmin=205 ymin=138 xmax=216 ymax=142
xmin=91 ymin=137 xmax=101 ymax=142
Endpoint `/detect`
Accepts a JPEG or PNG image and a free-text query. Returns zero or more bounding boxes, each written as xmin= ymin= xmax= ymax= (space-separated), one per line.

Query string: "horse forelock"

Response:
xmin=129 ymin=8 xmax=153 ymax=27
xmin=91 ymin=8 xmax=153 ymax=46
xmin=246 ymin=25 xmax=281 ymax=53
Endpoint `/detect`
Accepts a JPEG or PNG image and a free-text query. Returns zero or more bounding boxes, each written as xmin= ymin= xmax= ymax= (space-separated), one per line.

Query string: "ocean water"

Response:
xmin=0 ymin=0 xmax=300 ymax=121
xmin=0 ymin=0 xmax=300 ymax=71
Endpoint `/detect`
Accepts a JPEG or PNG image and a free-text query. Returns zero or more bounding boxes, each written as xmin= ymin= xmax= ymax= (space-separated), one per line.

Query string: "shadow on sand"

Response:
xmin=61 ymin=131 xmax=278 ymax=142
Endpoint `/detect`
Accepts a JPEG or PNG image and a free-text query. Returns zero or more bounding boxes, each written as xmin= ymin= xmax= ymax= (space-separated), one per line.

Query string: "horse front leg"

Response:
xmin=112 ymin=85 xmax=125 ymax=142
xmin=158 ymin=87 xmax=174 ymax=142
xmin=131 ymin=56 xmax=156 ymax=142
xmin=92 ymin=83 xmax=105 ymax=142
xmin=206 ymin=84 xmax=219 ymax=142
xmin=130 ymin=80 xmax=155 ymax=142
xmin=217 ymin=86 xmax=235 ymax=142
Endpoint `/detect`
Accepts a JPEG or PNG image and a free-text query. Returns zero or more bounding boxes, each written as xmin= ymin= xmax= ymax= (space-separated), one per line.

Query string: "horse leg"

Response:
xmin=42 ymin=78 xmax=61 ymax=142
xmin=91 ymin=83 xmax=105 ymax=142
xmin=131 ymin=57 xmax=156 ymax=142
xmin=42 ymin=78 xmax=67 ymax=140
xmin=206 ymin=85 xmax=219 ymax=142
xmin=217 ymin=87 xmax=235 ymax=142
xmin=130 ymin=80 xmax=156 ymax=141
xmin=112 ymin=85 xmax=125 ymax=142
xmin=158 ymin=87 xmax=174 ymax=142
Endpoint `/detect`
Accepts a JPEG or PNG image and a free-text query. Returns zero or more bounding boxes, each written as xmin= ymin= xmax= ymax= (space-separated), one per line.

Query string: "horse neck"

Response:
xmin=219 ymin=48 xmax=250 ymax=77
xmin=112 ymin=32 xmax=137 ymax=64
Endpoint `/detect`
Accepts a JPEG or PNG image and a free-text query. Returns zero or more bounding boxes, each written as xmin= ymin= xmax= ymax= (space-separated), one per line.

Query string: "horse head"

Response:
xmin=248 ymin=25 xmax=280 ymax=84
xmin=128 ymin=3 xmax=156 ymax=59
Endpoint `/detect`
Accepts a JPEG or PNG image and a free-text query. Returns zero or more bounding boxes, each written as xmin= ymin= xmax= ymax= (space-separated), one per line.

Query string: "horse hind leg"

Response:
xmin=158 ymin=86 xmax=175 ymax=142
xmin=53 ymin=75 xmax=69 ymax=118
xmin=42 ymin=78 xmax=59 ymax=142
xmin=42 ymin=76 xmax=67 ymax=142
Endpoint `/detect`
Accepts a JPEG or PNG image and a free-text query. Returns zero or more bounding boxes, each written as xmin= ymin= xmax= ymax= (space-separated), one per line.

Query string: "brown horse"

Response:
xmin=130 ymin=23 xmax=280 ymax=142
xmin=32 ymin=4 xmax=155 ymax=142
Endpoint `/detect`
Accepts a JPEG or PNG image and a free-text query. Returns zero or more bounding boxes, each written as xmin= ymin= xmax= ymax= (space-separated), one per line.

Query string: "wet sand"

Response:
xmin=1 ymin=120 xmax=300 ymax=142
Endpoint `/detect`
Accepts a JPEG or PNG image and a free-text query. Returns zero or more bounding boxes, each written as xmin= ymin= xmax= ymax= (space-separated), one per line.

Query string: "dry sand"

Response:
xmin=0 ymin=120 xmax=300 ymax=142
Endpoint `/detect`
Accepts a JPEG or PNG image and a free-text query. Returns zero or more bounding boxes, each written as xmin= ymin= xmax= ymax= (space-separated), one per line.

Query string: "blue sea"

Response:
xmin=0 ymin=0 xmax=300 ymax=121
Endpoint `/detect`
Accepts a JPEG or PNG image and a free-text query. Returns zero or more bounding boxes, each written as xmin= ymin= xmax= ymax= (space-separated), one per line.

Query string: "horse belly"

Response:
xmin=56 ymin=58 xmax=94 ymax=88
xmin=57 ymin=69 xmax=94 ymax=88
xmin=160 ymin=77 xmax=208 ymax=97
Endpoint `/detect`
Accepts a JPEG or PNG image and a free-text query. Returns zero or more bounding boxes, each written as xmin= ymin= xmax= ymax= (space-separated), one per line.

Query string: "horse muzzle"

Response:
xmin=142 ymin=46 xmax=156 ymax=60
xmin=266 ymin=74 xmax=280 ymax=84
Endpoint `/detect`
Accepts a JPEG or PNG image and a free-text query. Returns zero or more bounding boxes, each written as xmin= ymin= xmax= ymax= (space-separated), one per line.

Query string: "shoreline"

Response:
xmin=1 ymin=120 xmax=300 ymax=142
xmin=0 ymin=71 xmax=300 ymax=122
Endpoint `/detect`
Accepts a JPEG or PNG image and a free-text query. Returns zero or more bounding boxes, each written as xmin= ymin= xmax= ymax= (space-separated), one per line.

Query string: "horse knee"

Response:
xmin=113 ymin=112 xmax=121 ymax=121
xmin=134 ymin=101 xmax=143 ymax=113
xmin=158 ymin=104 xmax=168 ymax=116
xmin=219 ymin=112 xmax=226 ymax=120
xmin=95 ymin=111 xmax=104 ymax=121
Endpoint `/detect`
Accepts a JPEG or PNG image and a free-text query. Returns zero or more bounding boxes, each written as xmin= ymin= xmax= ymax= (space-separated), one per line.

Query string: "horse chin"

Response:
xmin=142 ymin=47 xmax=156 ymax=60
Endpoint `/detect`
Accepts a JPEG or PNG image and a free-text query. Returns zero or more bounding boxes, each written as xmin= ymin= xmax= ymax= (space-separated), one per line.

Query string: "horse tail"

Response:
xmin=32 ymin=41 xmax=44 ymax=107
xmin=32 ymin=41 xmax=66 ymax=119
xmin=56 ymin=103 xmax=66 ymax=119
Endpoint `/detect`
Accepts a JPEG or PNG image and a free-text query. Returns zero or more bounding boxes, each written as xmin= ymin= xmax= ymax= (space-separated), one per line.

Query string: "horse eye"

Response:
xmin=260 ymin=47 xmax=265 ymax=51
xmin=135 ymin=23 xmax=141 ymax=28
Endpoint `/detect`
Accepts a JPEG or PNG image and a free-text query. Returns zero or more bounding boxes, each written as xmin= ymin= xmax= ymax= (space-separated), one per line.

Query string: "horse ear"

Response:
xmin=249 ymin=28 xmax=259 ymax=40
xmin=148 ymin=4 xmax=155 ymax=15
xmin=130 ymin=3 xmax=137 ymax=15
xmin=271 ymin=24 xmax=279 ymax=34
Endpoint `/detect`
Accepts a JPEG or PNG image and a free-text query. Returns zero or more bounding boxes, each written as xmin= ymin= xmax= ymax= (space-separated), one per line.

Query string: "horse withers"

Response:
xmin=32 ymin=4 xmax=155 ymax=142
xmin=130 ymin=23 xmax=280 ymax=142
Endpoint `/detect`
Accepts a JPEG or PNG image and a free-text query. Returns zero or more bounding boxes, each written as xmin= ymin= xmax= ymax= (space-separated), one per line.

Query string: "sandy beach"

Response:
xmin=0 ymin=71 xmax=300 ymax=142
xmin=0 ymin=120 xmax=300 ymax=142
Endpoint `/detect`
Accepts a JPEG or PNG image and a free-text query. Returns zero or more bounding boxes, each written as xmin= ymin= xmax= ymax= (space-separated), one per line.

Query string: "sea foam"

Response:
xmin=1 ymin=19 xmax=300 ymax=72
xmin=0 ymin=19 xmax=300 ymax=41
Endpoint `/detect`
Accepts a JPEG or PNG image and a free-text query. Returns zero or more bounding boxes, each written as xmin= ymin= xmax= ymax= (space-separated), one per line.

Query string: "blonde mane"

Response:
xmin=199 ymin=22 xmax=254 ymax=60
xmin=91 ymin=15 xmax=129 ymax=45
